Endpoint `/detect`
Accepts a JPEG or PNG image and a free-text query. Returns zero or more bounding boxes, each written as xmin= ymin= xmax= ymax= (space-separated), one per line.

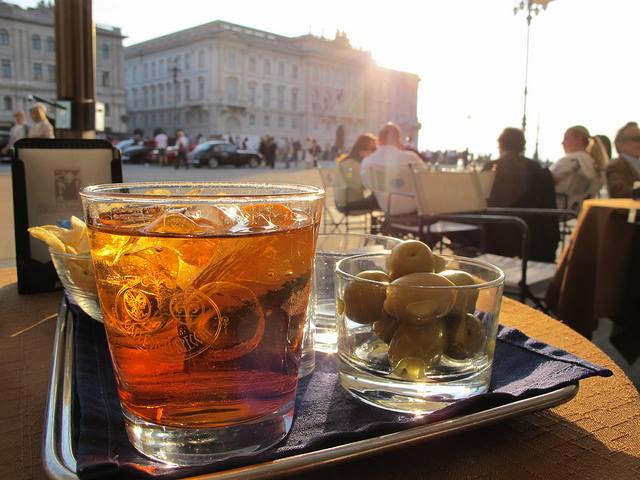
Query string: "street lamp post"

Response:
xmin=513 ymin=0 xmax=553 ymax=139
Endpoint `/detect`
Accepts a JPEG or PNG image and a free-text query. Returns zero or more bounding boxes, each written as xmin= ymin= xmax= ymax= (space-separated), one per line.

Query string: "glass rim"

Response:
xmin=80 ymin=181 xmax=325 ymax=202
xmin=335 ymin=252 xmax=505 ymax=290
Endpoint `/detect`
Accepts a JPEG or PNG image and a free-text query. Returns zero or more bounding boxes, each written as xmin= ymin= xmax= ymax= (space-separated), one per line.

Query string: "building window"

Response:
xmin=291 ymin=89 xmax=298 ymax=111
xmin=132 ymin=88 xmax=138 ymax=107
xmin=166 ymin=82 xmax=172 ymax=104
xmin=104 ymin=103 xmax=110 ymax=118
xmin=248 ymin=56 xmax=256 ymax=73
xmin=158 ymin=84 xmax=164 ymax=105
xmin=198 ymin=50 xmax=205 ymax=69
xmin=277 ymin=86 xmax=285 ymax=109
xmin=278 ymin=61 xmax=284 ymax=77
xmin=292 ymin=64 xmax=298 ymax=79
xmin=101 ymin=44 xmax=109 ymax=61
xmin=175 ymin=81 xmax=181 ymax=102
xmin=184 ymin=79 xmax=190 ymax=100
xmin=33 ymin=63 xmax=42 ymax=81
xmin=263 ymin=84 xmax=271 ymax=108
xmin=132 ymin=65 xmax=137 ymax=81
xmin=143 ymin=86 xmax=148 ymax=107
xmin=264 ymin=59 xmax=271 ymax=75
xmin=3 ymin=96 xmax=12 ymax=111
xmin=278 ymin=115 xmax=284 ymax=128
xmin=227 ymin=52 xmax=236 ymax=69
xmin=46 ymin=36 xmax=54 ymax=52
xmin=47 ymin=64 xmax=55 ymax=82
xmin=144 ymin=63 xmax=149 ymax=79
xmin=291 ymin=116 xmax=297 ymax=129
xmin=0 ymin=29 xmax=9 ymax=46
xmin=159 ymin=59 xmax=164 ymax=76
xmin=1 ymin=59 xmax=10 ymax=78
xmin=32 ymin=34 xmax=41 ymax=50
xmin=185 ymin=53 xmax=191 ymax=71
xmin=249 ymin=113 xmax=255 ymax=126
xmin=198 ymin=77 xmax=205 ymax=99
xmin=248 ymin=82 xmax=256 ymax=106
xmin=102 ymin=71 xmax=110 ymax=87
xmin=264 ymin=114 xmax=270 ymax=127
xmin=151 ymin=85 xmax=156 ymax=106
xmin=151 ymin=61 xmax=156 ymax=77
xmin=225 ymin=77 xmax=238 ymax=103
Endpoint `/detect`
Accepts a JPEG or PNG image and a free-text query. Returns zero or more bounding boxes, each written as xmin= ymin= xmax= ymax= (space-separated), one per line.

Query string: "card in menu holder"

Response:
xmin=11 ymin=138 xmax=122 ymax=293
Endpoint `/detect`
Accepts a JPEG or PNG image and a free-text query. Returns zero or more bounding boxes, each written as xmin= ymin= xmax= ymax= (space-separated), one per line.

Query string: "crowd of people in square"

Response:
xmin=330 ymin=120 xmax=640 ymax=261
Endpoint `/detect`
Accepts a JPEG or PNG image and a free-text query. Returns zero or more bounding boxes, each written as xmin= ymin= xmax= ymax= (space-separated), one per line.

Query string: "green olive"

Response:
xmin=373 ymin=314 xmax=398 ymax=344
xmin=433 ymin=253 xmax=448 ymax=273
xmin=388 ymin=321 xmax=446 ymax=371
xmin=446 ymin=313 xmax=486 ymax=359
xmin=343 ymin=270 xmax=390 ymax=324
xmin=392 ymin=357 xmax=427 ymax=381
xmin=386 ymin=240 xmax=435 ymax=280
xmin=383 ymin=272 xmax=457 ymax=324
xmin=439 ymin=269 xmax=479 ymax=316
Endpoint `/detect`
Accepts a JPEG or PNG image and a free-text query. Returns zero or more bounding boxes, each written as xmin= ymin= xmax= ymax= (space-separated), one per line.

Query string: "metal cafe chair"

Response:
xmin=316 ymin=165 xmax=375 ymax=233
xmin=367 ymin=165 xmax=482 ymax=251
xmin=407 ymin=167 xmax=576 ymax=309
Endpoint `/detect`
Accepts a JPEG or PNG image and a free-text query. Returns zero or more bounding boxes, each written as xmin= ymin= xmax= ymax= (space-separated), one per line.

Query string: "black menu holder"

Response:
xmin=11 ymin=138 xmax=122 ymax=294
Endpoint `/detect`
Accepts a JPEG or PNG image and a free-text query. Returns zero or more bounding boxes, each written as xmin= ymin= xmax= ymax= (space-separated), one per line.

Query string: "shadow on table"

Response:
xmin=298 ymin=410 xmax=639 ymax=480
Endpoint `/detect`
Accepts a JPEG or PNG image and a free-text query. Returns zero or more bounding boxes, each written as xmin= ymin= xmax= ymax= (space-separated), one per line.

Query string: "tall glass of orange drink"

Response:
xmin=81 ymin=182 xmax=324 ymax=465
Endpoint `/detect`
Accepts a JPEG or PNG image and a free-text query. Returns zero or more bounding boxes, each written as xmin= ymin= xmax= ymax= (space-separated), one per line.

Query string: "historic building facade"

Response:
xmin=124 ymin=21 xmax=420 ymax=148
xmin=0 ymin=2 xmax=127 ymax=133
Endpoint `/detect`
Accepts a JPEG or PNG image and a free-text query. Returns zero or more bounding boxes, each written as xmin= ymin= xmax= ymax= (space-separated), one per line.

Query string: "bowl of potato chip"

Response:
xmin=29 ymin=216 xmax=103 ymax=322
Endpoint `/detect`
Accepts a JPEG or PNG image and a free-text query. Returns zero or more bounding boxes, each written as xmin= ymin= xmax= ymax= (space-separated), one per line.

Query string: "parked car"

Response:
xmin=121 ymin=144 xmax=152 ymax=163
xmin=0 ymin=128 xmax=10 ymax=163
xmin=189 ymin=141 xmax=262 ymax=168
xmin=150 ymin=145 xmax=178 ymax=164
xmin=115 ymin=138 xmax=135 ymax=151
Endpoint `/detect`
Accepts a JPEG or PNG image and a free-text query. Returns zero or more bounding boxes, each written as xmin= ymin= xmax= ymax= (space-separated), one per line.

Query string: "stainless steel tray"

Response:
xmin=43 ymin=300 xmax=579 ymax=480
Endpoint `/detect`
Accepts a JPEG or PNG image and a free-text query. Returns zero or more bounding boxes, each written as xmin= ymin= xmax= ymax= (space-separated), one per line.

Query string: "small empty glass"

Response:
xmin=310 ymin=233 xmax=402 ymax=353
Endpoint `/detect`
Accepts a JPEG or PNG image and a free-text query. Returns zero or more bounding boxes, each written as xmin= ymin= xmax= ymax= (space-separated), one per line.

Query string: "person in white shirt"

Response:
xmin=27 ymin=103 xmax=54 ymax=139
xmin=551 ymin=125 xmax=607 ymax=209
xmin=2 ymin=111 xmax=27 ymax=155
xmin=154 ymin=130 xmax=168 ymax=166
xmin=174 ymin=130 xmax=190 ymax=170
xmin=360 ymin=122 xmax=424 ymax=215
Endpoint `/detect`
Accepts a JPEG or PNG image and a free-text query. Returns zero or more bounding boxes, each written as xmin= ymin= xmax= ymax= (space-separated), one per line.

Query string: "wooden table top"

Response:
xmin=1 ymin=267 xmax=638 ymax=480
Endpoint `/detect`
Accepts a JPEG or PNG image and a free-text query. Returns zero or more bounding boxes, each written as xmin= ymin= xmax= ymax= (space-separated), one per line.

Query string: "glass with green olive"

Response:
xmin=335 ymin=240 xmax=504 ymax=414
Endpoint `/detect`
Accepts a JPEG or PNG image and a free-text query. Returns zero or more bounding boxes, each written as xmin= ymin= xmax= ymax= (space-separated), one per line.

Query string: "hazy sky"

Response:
xmin=10 ymin=0 xmax=640 ymax=159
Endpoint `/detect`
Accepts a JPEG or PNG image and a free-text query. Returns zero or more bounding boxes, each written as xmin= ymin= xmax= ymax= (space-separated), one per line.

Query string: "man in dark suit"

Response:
xmin=483 ymin=127 xmax=559 ymax=262
xmin=607 ymin=122 xmax=640 ymax=198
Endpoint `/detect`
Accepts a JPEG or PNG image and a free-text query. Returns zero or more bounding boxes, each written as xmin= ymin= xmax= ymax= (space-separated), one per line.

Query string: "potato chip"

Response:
xmin=29 ymin=217 xmax=97 ymax=294
xmin=28 ymin=217 xmax=90 ymax=255
xmin=28 ymin=227 xmax=66 ymax=253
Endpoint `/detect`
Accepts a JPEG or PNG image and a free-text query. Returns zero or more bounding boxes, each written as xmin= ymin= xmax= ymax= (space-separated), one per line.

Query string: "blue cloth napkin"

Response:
xmin=71 ymin=305 xmax=611 ymax=479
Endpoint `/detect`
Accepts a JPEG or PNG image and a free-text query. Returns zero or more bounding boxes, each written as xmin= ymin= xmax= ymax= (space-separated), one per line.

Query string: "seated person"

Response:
xmin=551 ymin=125 xmax=606 ymax=209
xmin=333 ymin=134 xmax=379 ymax=213
xmin=606 ymin=122 xmax=640 ymax=198
xmin=483 ymin=127 xmax=560 ymax=263
xmin=361 ymin=122 xmax=424 ymax=215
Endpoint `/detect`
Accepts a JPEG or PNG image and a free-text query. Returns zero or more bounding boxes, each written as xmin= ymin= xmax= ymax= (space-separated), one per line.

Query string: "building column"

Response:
xmin=54 ymin=0 xmax=95 ymax=138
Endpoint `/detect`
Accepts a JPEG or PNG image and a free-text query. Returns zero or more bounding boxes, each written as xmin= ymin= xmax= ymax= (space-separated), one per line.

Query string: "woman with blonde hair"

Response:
xmin=27 ymin=102 xmax=54 ymax=139
xmin=333 ymin=133 xmax=379 ymax=212
xmin=551 ymin=125 xmax=605 ymax=209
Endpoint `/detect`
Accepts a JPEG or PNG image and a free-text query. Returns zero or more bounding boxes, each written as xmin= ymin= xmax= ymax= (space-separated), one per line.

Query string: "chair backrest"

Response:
xmin=366 ymin=165 xmax=415 ymax=193
xmin=317 ymin=165 xmax=348 ymax=190
xmin=478 ymin=170 xmax=496 ymax=200
xmin=410 ymin=168 xmax=488 ymax=216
